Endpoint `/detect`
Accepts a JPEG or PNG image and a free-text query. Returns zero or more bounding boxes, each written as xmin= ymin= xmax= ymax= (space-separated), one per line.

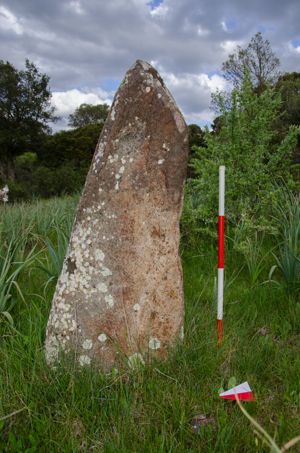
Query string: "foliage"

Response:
xmin=0 ymin=232 xmax=37 ymax=324
xmin=187 ymin=124 xmax=206 ymax=177
xmin=222 ymin=32 xmax=280 ymax=93
xmin=7 ymin=123 xmax=101 ymax=200
xmin=183 ymin=72 xmax=300 ymax=240
xmin=68 ymin=102 xmax=109 ymax=128
xmin=275 ymin=72 xmax=300 ymax=163
xmin=268 ymin=188 xmax=300 ymax=293
xmin=234 ymin=231 xmax=268 ymax=285
xmin=275 ymin=72 xmax=300 ymax=126
xmin=0 ymin=196 xmax=299 ymax=451
xmin=0 ymin=59 xmax=55 ymax=162
xmin=39 ymin=122 xmax=100 ymax=167
xmin=37 ymin=223 xmax=69 ymax=288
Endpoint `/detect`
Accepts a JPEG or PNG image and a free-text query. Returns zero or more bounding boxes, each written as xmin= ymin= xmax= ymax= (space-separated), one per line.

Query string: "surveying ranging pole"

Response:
xmin=217 ymin=166 xmax=225 ymax=345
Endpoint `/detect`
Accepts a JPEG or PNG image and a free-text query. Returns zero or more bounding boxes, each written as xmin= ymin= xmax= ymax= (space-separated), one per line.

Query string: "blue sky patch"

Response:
xmin=223 ymin=18 xmax=237 ymax=32
xmin=102 ymin=79 xmax=120 ymax=92
xmin=291 ymin=38 xmax=300 ymax=48
xmin=147 ymin=0 xmax=164 ymax=10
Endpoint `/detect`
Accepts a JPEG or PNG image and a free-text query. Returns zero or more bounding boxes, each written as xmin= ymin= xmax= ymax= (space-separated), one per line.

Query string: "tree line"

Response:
xmin=0 ymin=32 xmax=299 ymax=201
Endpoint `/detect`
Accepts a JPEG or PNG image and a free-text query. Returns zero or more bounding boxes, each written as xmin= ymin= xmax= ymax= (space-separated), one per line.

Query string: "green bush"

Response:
xmin=182 ymin=72 xmax=300 ymax=242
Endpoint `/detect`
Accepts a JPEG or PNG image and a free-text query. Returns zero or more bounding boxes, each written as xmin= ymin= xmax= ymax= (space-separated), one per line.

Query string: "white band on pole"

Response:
xmin=219 ymin=166 xmax=225 ymax=216
xmin=217 ymin=165 xmax=225 ymax=344
xmin=217 ymin=268 xmax=224 ymax=320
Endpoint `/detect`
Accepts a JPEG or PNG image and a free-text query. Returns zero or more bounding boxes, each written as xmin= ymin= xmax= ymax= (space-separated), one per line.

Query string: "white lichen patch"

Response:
xmin=148 ymin=337 xmax=161 ymax=350
xmin=105 ymin=294 xmax=114 ymax=307
xmin=119 ymin=166 xmax=125 ymax=174
xmin=98 ymin=333 xmax=107 ymax=343
xmin=179 ymin=325 xmax=184 ymax=341
xmin=133 ymin=303 xmax=140 ymax=312
xmin=157 ymin=93 xmax=162 ymax=99
xmin=79 ymin=355 xmax=91 ymax=366
xmin=111 ymin=107 xmax=116 ymax=121
xmin=158 ymin=159 xmax=164 ymax=165
xmin=82 ymin=339 xmax=93 ymax=350
xmin=97 ymin=282 xmax=108 ymax=293
xmin=100 ymin=267 xmax=112 ymax=277
xmin=145 ymin=86 xmax=151 ymax=93
xmin=95 ymin=249 xmax=105 ymax=261
xmin=128 ymin=353 xmax=145 ymax=369
xmin=93 ymin=142 xmax=105 ymax=172
xmin=45 ymin=335 xmax=60 ymax=364
xmin=140 ymin=60 xmax=152 ymax=71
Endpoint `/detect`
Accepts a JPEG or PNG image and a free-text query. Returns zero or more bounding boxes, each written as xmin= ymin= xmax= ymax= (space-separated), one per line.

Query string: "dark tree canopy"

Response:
xmin=68 ymin=103 xmax=109 ymax=128
xmin=188 ymin=124 xmax=205 ymax=149
xmin=275 ymin=72 xmax=300 ymax=126
xmin=0 ymin=59 xmax=55 ymax=160
xmin=274 ymin=72 xmax=300 ymax=163
xmin=222 ymin=32 xmax=280 ymax=93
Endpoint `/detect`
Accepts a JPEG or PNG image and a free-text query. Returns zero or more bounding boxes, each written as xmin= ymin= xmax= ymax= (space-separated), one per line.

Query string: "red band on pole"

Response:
xmin=217 ymin=319 xmax=223 ymax=345
xmin=218 ymin=216 xmax=225 ymax=268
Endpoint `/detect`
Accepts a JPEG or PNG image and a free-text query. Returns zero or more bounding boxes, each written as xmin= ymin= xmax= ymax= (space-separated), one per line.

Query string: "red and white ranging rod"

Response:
xmin=217 ymin=166 xmax=225 ymax=346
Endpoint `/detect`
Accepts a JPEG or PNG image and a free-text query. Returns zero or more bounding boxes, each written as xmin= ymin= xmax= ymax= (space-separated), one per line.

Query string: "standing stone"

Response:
xmin=45 ymin=60 xmax=188 ymax=370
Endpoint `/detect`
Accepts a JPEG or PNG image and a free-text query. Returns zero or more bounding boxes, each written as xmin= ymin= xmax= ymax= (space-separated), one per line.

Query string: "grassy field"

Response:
xmin=0 ymin=196 xmax=299 ymax=452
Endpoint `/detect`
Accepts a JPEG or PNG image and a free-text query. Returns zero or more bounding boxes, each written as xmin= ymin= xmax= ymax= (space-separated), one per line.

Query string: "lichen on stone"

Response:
xmin=148 ymin=337 xmax=161 ymax=350
xmin=79 ymin=355 xmax=91 ymax=366
xmin=82 ymin=339 xmax=93 ymax=350
xmin=98 ymin=333 xmax=108 ymax=343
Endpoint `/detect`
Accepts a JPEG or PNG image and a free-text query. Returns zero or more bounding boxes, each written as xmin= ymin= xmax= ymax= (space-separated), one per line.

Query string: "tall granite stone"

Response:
xmin=45 ymin=60 xmax=189 ymax=369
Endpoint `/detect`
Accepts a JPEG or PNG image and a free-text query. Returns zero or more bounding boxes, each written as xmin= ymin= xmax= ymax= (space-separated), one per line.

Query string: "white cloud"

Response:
xmin=220 ymin=40 xmax=243 ymax=53
xmin=156 ymin=65 xmax=229 ymax=126
xmin=288 ymin=41 xmax=300 ymax=54
xmin=51 ymin=88 xmax=112 ymax=117
xmin=0 ymin=5 xmax=23 ymax=35
xmin=221 ymin=21 xmax=228 ymax=32
xmin=150 ymin=4 xmax=169 ymax=17
xmin=1 ymin=0 xmax=300 ymax=130
xmin=66 ymin=1 xmax=84 ymax=15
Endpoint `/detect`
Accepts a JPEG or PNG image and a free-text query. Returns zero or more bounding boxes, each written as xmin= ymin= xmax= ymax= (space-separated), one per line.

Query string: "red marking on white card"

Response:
xmin=219 ymin=382 xmax=255 ymax=401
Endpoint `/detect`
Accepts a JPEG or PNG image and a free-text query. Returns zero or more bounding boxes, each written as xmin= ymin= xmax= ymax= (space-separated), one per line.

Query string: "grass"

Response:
xmin=0 ymin=196 xmax=299 ymax=452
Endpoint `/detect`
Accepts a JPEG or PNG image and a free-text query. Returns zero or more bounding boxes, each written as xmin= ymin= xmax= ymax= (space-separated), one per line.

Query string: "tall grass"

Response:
xmin=0 ymin=232 xmax=38 ymax=324
xmin=0 ymin=194 xmax=299 ymax=451
xmin=37 ymin=223 xmax=69 ymax=289
xmin=269 ymin=189 xmax=300 ymax=293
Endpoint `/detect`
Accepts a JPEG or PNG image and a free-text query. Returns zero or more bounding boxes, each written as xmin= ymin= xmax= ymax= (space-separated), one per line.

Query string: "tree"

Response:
xmin=275 ymin=72 xmax=300 ymax=126
xmin=39 ymin=123 xmax=101 ymax=168
xmin=0 ymin=59 xmax=55 ymax=166
xmin=183 ymin=73 xmax=300 ymax=238
xmin=275 ymin=72 xmax=300 ymax=163
xmin=222 ymin=32 xmax=280 ymax=94
xmin=68 ymin=103 xmax=109 ymax=128
xmin=187 ymin=124 xmax=206 ymax=177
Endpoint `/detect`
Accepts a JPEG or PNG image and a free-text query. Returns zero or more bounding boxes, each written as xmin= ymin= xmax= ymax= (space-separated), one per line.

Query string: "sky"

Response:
xmin=0 ymin=0 xmax=300 ymax=131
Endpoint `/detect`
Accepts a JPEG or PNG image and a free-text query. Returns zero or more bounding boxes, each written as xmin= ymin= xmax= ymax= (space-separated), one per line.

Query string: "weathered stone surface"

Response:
xmin=45 ymin=60 xmax=189 ymax=369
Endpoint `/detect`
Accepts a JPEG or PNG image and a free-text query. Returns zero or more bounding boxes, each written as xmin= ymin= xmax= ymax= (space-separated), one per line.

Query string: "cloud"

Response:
xmin=0 ymin=5 xmax=23 ymax=35
xmin=0 ymin=0 xmax=300 ymax=130
xmin=50 ymin=88 xmax=112 ymax=131
xmin=157 ymin=65 xmax=230 ymax=124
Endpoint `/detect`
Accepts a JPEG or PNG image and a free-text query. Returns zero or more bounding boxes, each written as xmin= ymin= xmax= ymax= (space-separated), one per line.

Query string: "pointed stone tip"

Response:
xmin=135 ymin=59 xmax=152 ymax=68
xmin=127 ymin=59 xmax=165 ymax=88
xmin=129 ymin=59 xmax=154 ymax=72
